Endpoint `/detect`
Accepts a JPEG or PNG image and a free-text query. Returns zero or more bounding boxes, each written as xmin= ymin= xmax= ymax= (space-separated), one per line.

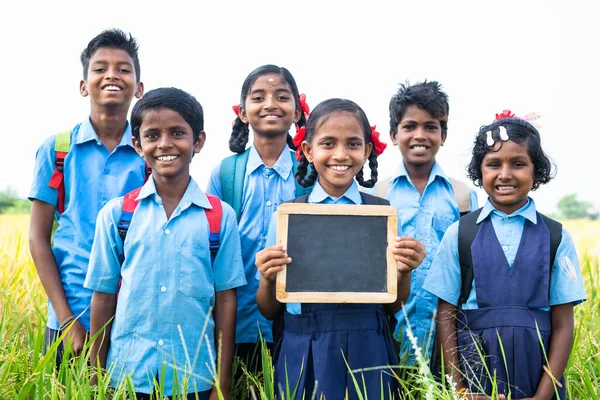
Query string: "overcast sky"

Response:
xmin=1 ymin=0 xmax=598 ymax=214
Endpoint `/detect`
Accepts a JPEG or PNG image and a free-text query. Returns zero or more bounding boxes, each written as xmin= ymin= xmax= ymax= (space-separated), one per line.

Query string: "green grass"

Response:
xmin=1 ymin=215 xmax=599 ymax=399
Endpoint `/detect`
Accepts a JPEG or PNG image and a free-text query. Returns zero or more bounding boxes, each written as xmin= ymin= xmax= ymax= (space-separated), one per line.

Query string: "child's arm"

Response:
xmin=29 ymin=200 xmax=87 ymax=352
xmin=212 ymin=289 xmax=237 ymax=399
xmin=528 ymin=303 xmax=574 ymax=400
xmin=89 ymin=291 xmax=116 ymax=384
xmin=436 ymin=299 xmax=463 ymax=389
xmin=255 ymin=245 xmax=289 ymax=320
xmin=386 ymin=236 xmax=426 ymax=314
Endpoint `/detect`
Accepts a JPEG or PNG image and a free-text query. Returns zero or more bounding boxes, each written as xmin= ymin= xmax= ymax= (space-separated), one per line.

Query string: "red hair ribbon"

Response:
xmin=232 ymin=105 xmax=240 ymax=116
xmin=495 ymin=109 xmax=515 ymax=121
xmin=370 ymin=125 xmax=387 ymax=156
xmin=293 ymin=126 xmax=306 ymax=161
xmin=298 ymin=94 xmax=310 ymax=119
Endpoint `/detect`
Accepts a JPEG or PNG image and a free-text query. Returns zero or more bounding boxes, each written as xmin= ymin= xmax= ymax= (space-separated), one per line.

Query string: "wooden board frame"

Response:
xmin=275 ymin=203 xmax=398 ymax=303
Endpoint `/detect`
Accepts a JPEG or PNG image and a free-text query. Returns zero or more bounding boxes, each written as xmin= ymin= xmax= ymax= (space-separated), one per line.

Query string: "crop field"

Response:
xmin=1 ymin=214 xmax=598 ymax=399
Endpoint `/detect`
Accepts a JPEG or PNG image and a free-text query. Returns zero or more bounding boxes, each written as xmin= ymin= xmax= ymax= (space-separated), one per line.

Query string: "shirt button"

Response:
xmin=503 ymin=217 xmax=508 ymax=222
xmin=266 ymin=201 xmax=272 ymax=206
xmin=164 ymin=228 xmax=171 ymax=235
xmin=96 ymin=141 xmax=102 ymax=146
xmin=502 ymin=245 xmax=508 ymax=251
xmin=158 ymin=339 xmax=164 ymax=346
xmin=161 ymin=286 xmax=167 ymax=292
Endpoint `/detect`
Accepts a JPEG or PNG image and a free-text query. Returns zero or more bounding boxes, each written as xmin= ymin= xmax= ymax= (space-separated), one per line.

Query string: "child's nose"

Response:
xmin=333 ymin=146 xmax=348 ymax=160
xmin=499 ymin=164 xmax=512 ymax=179
xmin=157 ymin=134 xmax=173 ymax=148
xmin=264 ymin=95 xmax=277 ymax=109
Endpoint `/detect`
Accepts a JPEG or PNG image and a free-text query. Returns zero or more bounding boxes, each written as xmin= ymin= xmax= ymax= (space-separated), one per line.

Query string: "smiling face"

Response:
xmin=301 ymin=111 xmax=372 ymax=198
xmin=392 ymin=104 xmax=446 ymax=172
xmin=80 ymin=47 xmax=143 ymax=109
xmin=133 ymin=107 xmax=204 ymax=182
xmin=481 ymin=139 xmax=534 ymax=214
xmin=239 ymin=73 xmax=300 ymax=138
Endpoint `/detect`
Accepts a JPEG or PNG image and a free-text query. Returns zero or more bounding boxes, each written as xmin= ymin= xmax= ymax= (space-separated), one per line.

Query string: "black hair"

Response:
xmin=389 ymin=80 xmax=449 ymax=136
xmin=295 ymin=98 xmax=379 ymax=188
xmin=229 ymin=64 xmax=306 ymax=154
xmin=80 ymin=29 xmax=141 ymax=82
xmin=466 ymin=118 xmax=554 ymax=190
xmin=131 ymin=87 xmax=204 ymax=141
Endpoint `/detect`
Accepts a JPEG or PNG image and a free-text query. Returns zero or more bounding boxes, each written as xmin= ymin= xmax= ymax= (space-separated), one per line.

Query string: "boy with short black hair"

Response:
xmin=376 ymin=80 xmax=478 ymax=362
xmin=28 ymin=28 xmax=145 ymax=362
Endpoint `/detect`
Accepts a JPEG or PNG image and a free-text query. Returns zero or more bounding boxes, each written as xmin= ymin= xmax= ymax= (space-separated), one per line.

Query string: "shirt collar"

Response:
xmin=246 ymin=145 xmax=294 ymax=179
xmin=136 ymin=176 xmax=212 ymax=209
xmin=477 ymin=197 xmax=537 ymax=224
xmin=308 ymin=180 xmax=362 ymax=204
xmin=74 ymin=118 xmax=135 ymax=149
xmin=391 ymin=160 xmax=450 ymax=187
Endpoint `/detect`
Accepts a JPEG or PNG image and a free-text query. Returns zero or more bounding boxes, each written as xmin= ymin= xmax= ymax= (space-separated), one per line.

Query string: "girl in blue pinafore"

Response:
xmin=424 ymin=111 xmax=587 ymax=399
xmin=255 ymin=98 xmax=427 ymax=400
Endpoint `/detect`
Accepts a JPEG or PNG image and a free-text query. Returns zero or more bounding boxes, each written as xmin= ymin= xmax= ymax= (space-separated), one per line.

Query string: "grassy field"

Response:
xmin=1 ymin=215 xmax=598 ymax=399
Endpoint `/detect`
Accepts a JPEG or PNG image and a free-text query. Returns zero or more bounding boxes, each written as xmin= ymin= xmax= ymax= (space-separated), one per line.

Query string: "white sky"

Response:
xmin=1 ymin=0 xmax=598 ymax=214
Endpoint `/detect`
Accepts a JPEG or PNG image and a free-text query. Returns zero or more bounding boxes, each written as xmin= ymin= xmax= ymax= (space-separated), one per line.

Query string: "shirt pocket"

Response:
xmin=431 ymin=214 xmax=454 ymax=242
xmin=177 ymin=244 xmax=215 ymax=299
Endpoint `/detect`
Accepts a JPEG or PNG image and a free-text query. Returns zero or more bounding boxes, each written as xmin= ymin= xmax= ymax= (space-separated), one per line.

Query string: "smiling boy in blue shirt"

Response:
xmin=86 ymin=87 xmax=245 ymax=399
xmin=28 ymin=29 xmax=145 ymax=361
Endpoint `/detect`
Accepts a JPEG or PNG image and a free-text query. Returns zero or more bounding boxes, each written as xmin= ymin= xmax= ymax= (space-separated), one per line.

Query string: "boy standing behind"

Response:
xmin=28 ymin=29 xmax=145 ymax=360
xmin=376 ymin=81 xmax=478 ymax=362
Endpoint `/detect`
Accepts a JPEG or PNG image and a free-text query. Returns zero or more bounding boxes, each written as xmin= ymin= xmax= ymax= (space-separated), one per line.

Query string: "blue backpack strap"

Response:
xmin=290 ymin=149 xmax=313 ymax=197
xmin=220 ymin=148 xmax=251 ymax=222
xmin=205 ymin=195 xmax=223 ymax=266
xmin=458 ymin=207 xmax=483 ymax=306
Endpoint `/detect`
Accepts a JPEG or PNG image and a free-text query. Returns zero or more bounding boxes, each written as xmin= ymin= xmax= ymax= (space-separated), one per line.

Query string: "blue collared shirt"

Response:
xmin=423 ymin=198 xmax=587 ymax=310
xmin=385 ymin=161 xmax=478 ymax=356
xmin=207 ymin=146 xmax=297 ymax=343
xmin=84 ymin=177 xmax=246 ymax=395
xmin=261 ymin=180 xmax=364 ymax=314
xmin=28 ymin=118 xmax=146 ymax=331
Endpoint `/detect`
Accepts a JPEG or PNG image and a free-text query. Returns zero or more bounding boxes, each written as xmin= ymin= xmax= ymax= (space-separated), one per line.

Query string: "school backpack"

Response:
xmin=219 ymin=148 xmax=313 ymax=221
xmin=374 ymin=175 xmax=473 ymax=216
xmin=271 ymin=192 xmax=401 ymax=365
xmin=48 ymin=129 xmax=152 ymax=214
xmin=429 ymin=208 xmax=562 ymax=379
xmin=116 ymin=187 xmax=223 ymax=265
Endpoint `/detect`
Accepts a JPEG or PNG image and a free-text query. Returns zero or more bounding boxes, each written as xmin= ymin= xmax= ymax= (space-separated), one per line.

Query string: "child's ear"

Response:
xmin=294 ymin=107 xmax=302 ymax=124
xmin=135 ymin=82 xmax=145 ymax=99
xmin=390 ymin=130 xmax=398 ymax=145
xmin=301 ymin=141 xmax=313 ymax=163
xmin=239 ymin=107 xmax=248 ymax=124
xmin=132 ymin=137 xmax=144 ymax=157
xmin=441 ymin=130 xmax=447 ymax=145
xmin=193 ymin=131 xmax=206 ymax=154
xmin=80 ymin=80 xmax=88 ymax=97
xmin=364 ymin=142 xmax=373 ymax=162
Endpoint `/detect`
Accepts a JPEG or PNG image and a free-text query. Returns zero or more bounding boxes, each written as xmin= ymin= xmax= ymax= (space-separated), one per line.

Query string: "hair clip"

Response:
xmin=499 ymin=126 xmax=509 ymax=141
xmin=486 ymin=131 xmax=495 ymax=146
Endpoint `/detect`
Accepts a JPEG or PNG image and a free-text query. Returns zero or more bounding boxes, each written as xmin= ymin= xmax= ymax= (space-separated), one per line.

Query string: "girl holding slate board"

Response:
xmin=255 ymin=98 xmax=426 ymax=400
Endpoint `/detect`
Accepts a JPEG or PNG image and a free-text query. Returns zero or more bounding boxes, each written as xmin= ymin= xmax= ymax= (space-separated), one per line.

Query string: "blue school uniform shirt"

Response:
xmin=84 ymin=177 xmax=246 ymax=395
xmin=206 ymin=145 xmax=297 ymax=343
xmin=423 ymin=198 xmax=587 ymax=310
xmin=261 ymin=180 xmax=363 ymax=314
xmin=28 ymin=119 xmax=146 ymax=331
xmin=385 ymin=161 xmax=478 ymax=356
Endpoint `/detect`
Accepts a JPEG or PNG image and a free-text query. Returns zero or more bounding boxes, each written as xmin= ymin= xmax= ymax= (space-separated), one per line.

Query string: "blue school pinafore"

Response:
xmin=457 ymin=214 xmax=566 ymax=399
xmin=274 ymin=303 xmax=397 ymax=400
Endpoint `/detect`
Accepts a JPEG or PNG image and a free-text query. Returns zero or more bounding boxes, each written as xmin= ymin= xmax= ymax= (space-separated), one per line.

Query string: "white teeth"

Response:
xmin=157 ymin=155 xmax=178 ymax=161
xmin=331 ymin=165 xmax=349 ymax=171
xmin=412 ymin=146 xmax=427 ymax=150
xmin=104 ymin=85 xmax=122 ymax=91
xmin=497 ymin=185 xmax=516 ymax=190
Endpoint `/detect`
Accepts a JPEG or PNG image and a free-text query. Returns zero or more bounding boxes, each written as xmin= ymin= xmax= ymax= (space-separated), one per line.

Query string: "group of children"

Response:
xmin=28 ymin=29 xmax=586 ymax=400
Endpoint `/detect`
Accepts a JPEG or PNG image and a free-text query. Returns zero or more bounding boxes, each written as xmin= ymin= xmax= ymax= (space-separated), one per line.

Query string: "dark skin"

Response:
xmin=29 ymin=48 xmax=143 ymax=354
xmin=437 ymin=300 xmax=574 ymax=400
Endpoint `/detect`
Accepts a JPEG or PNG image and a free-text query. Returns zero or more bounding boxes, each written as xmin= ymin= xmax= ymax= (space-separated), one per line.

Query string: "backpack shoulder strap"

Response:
xmin=205 ymin=195 xmax=223 ymax=266
xmin=48 ymin=130 xmax=72 ymax=214
xmin=286 ymin=194 xmax=310 ymax=204
xmin=220 ymin=149 xmax=250 ymax=222
xmin=117 ymin=187 xmax=144 ymax=244
xmin=540 ymin=213 xmax=562 ymax=267
xmin=449 ymin=177 xmax=472 ymax=216
xmin=144 ymin=161 xmax=152 ymax=183
xmin=458 ymin=207 xmax=483 ymax=306
xmin=360 ymin=192 xmax=391 ymax=206
xmin=373 ymin=176 xmax=392 ymax=198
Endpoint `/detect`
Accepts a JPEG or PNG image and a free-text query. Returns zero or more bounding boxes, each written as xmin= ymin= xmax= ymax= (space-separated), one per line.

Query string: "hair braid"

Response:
xmin=228 ymin=117 xmax=250 ymax=154
xmin=356 ymin=150 xmax=379 ymax=188
xmin=295 ymin=153 xmax=318 ymax=188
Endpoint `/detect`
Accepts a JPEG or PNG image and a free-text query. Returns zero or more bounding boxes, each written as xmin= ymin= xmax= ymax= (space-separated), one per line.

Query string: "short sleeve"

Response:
xmin=549 ymin=228 xmax=587 ymax=306
xmin=84 ymin=198 xmax=125 ymax=294
xmin=422 ymin=221 xmax=462 ymax=306
xmin=213 ymin=202 xmax=246 ymax=292
xmin=28 ymin=135 xmax=59 ymax=206
xmin=468 ymin=188 xmax=479 ymax=211
xmin=205 ymin=163 xmax=223 ymax=199
xmin=255 ymin=212 xmax=278 ymax=282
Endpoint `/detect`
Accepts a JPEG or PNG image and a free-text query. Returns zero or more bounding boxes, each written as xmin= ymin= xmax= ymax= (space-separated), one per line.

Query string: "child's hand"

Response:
xmin=255 ymin=245 xmax=292 ymax=284
xmin=392 ymin=236 xmax=426 ymax=273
